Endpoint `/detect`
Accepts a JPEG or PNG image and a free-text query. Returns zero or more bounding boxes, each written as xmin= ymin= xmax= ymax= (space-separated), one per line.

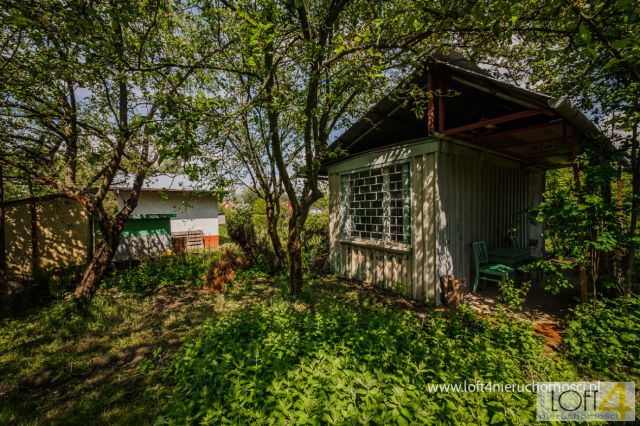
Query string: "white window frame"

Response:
xmin=339 ymin=161 xmax=411 ymax=245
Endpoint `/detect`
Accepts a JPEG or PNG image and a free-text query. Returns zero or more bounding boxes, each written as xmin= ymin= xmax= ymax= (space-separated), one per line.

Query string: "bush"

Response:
xmin=497 ymin=277 xmax=532 ymax=310
xmin=162 ymin=298 xmax=569 ymax=424
xmin=226 ymin=193 xmax=331 ymax=277
xmin=226 ymin=202 xmax=278 ymax=272
xmin=32 ymin=265 xmax=85 ymax=298
xmin=301 ymin=210 xmax=329 ymax=273
xmin=101 ymin=252 xmax=222 ymax=293
xmin=203 ymin=246 xmax=249 ymax=293
xmin=562 ymin=297 xmax=640 ymax=377
xmin=225 ymin=203 xmax=257 ymax=259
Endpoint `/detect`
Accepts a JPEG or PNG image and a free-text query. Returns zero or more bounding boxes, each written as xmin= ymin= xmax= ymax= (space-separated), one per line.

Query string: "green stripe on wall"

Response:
xmin=121 ymin=217 xmax=171 ymax=238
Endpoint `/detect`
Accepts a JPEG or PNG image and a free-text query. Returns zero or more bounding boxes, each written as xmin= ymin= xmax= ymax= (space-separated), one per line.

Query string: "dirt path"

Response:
xmin=464 ymin=284 xmax=575 ymax=353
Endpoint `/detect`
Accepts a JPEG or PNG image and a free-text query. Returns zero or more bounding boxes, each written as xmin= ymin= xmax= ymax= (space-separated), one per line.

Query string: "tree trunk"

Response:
xmin=624 ymin=123 xmax=639 ymax=294
xmin=287 ymin=211 xmax=308 ymax=295
xmin=624 ymin=255 xmax=635 ymax=296
xmin=265 ymin=197 xmax=286 ymax=270
xmin=0 ymin=165 xmax=6 ymax=312
xmin=288 ymin=235 xmax=303 ymax=295
xmin=578 ymin=264 xmax=588 ymax=303
xmin=597 ymin=174 xmax=612 ymax=287
xmin=571 ymin=137 xmax=589 ymax=303
xmin=74 ymin=233 xmax=119 ymax=305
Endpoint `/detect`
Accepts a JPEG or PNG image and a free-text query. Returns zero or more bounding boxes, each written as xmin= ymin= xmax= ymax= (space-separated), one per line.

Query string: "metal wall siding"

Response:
xmin=327 ymin=139 xmax=545 ymax=304
xmin=437 ymin=148 xmax=532 ymax=282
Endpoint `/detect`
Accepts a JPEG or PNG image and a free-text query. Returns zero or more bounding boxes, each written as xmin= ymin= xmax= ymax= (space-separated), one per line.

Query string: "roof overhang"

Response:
xmin=110 ymin=187 xmax=214 ymax=193
xmin=327 ymin=57 xmax=604 ymax=171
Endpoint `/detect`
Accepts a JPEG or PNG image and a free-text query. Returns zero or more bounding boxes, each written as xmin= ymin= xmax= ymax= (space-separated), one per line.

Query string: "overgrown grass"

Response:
xmin=161 ymin=273 xmax=579 ymax=425
xmin=562 ymin=296 xmax=640 ymax=379
xmin=101 ymin=251 xmax=223 ymax=294
xmin=1 ymin=253 xmax=634 ymax=425
xmin=0 ymin=250 xmax=239 ymax=425
xmin=0 ymin=284 xmax=227 ymax=425
xmin=218 ymin=224 xmax=232 ymax=245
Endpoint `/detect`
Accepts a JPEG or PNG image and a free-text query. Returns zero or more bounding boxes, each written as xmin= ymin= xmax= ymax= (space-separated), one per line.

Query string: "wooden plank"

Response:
xmin=375 ymin=250 xmax=383 ymax=287
xmin=371 ymin=250 xmax=377 ymax=286
xmin=438 ymin=80 xmax=445 ymax=132
xmin=466 ymin=120 xmax=564 ymax=144
xmin=29 ymin=198 xmax=38 ymax=273
xmin=427 ymin=69 xmax=435 ymax=135
xmin=342 ymin=244 xmax=347 ymax=277
xmin=326 ymin=139 xmax=439 ymax=175
xmin=364 ymin=247 xmax=372 ymax=283
xmin=405 ymin=255 xmax=412 ymax=298
xmin=350 ymin=246 xmax=356 ymax=279
xmin=346 ymin=245 xmax=351 ymax=278
xmin=392 ymin=254 xmax=399 ymax=289
xmin=484 ymin=135 xmax=567 ymax=151
xmin=384 ymin=252 xmax=390 ymax=289
xmin=173 ymin=230 xmax=205 ymax=249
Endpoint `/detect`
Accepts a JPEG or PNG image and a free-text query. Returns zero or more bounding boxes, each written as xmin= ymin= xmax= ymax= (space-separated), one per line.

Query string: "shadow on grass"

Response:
xmin=0 ymin=285 xmax=234 ymax=425
xmin=0 ymin=267 xmax=583 ymax=425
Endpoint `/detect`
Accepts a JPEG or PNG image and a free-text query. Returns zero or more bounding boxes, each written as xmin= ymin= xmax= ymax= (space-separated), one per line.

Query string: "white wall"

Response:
xmin=116 ymin=191 xmax=219 ymax=236
xmin=170 ymin=217 xmax=218 ymax=235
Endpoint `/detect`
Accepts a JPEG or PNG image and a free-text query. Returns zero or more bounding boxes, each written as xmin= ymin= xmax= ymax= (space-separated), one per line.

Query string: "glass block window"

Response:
xmin=340 ymin=162 xmax=411 ymax=244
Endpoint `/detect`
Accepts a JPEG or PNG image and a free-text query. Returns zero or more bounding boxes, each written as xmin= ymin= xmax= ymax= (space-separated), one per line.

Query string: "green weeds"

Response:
xmin=162 ymin=279 xmax=575 ymax=425
xmin=562 ymin=296 xmax=640 ymax=379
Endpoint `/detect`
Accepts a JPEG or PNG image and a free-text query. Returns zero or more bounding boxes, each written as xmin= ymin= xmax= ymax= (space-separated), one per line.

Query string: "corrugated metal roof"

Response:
xmin=111 ymin=174 xmax=214 ymax=192
xmin=328 ymin=55 xmax=603 ymax=169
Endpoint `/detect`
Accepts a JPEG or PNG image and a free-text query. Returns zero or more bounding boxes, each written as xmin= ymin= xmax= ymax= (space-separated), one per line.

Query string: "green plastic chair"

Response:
xmin=471 ymin=241 xmax=514 ymax=293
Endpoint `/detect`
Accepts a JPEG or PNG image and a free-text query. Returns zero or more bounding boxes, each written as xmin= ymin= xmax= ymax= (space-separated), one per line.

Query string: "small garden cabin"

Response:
xmin=112 ymin=174 xmax=221 ymax=250
xmin=326 ymin=57 xmax=601 ymax=304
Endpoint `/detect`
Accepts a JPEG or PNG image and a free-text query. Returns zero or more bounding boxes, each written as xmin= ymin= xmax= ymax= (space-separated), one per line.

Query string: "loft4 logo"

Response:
xmin=598 ymin=382 xmax=634 ymax=420
xmin=537 ymin=382 xmax=636 ymax=422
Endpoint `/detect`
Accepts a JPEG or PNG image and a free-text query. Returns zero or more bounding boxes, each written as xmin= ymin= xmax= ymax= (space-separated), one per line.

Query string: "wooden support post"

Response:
xmin=578 ymin=266 xmax=588 ymax=303
xmin=438 ymin=80 xmax=445 ymax=133
xmin=570 ymin=127 xmax=581 ymax=195
xmin=427 ymin=69 xmax=435 ymax=136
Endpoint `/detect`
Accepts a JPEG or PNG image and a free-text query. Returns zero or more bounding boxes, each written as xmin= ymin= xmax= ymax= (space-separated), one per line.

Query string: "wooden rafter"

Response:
xmin=519 ymin=148 xmax=572 ymax=161
xmin=438 ymin=80 xmax=445 ymax=132
xmin=463 ymin=120 xmax=565 ymax=144
xmin=427 ymin=69 xmax=435 ymax=136
xmin=483 ymin=135 xmax=568 ymax=150
xmin=441 ymin=109 xmax=548 ymax=136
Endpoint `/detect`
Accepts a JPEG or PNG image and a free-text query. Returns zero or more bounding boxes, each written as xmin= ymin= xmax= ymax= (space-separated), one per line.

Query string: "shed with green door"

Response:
xmin=113 ymin=214 xmax=175 ymax=261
